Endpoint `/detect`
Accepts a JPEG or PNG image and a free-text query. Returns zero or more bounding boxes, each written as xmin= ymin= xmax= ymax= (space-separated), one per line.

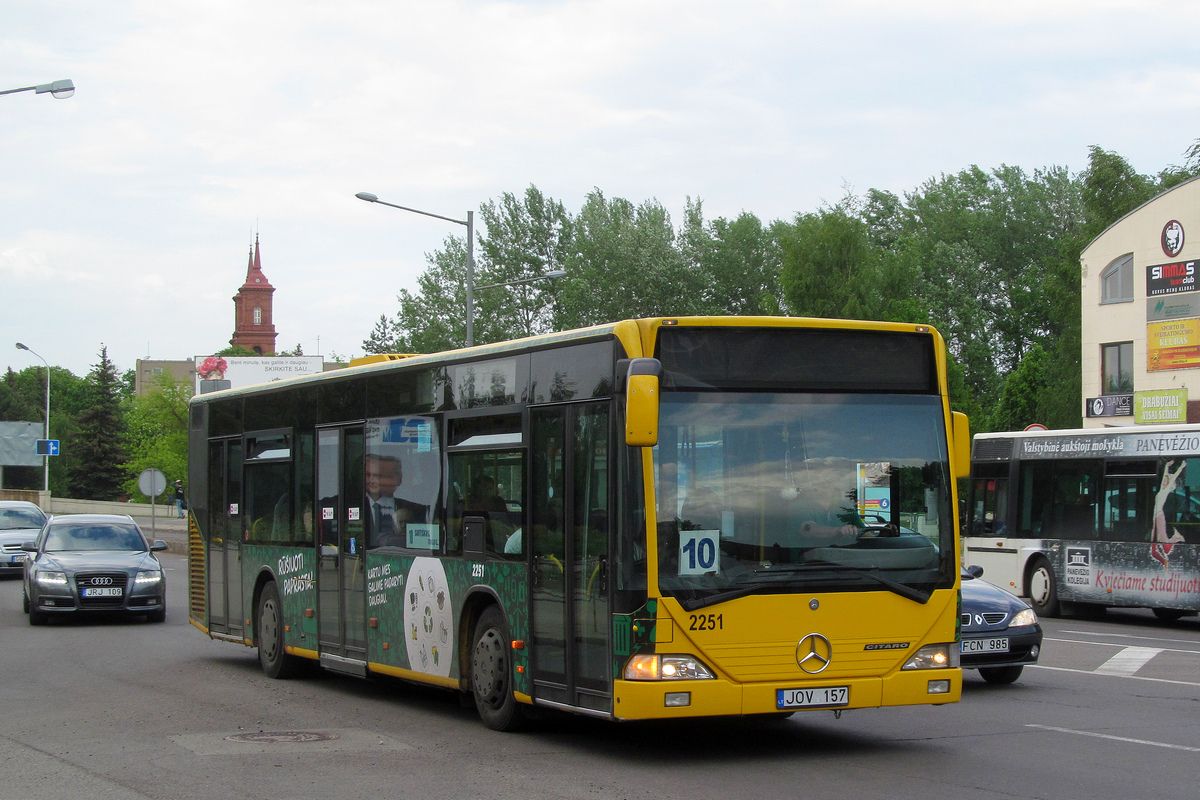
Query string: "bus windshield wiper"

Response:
xmin=678 ymin=582 xmax=799 ymax=611
xmin=751 ymin=561 xmax=932 ymax=604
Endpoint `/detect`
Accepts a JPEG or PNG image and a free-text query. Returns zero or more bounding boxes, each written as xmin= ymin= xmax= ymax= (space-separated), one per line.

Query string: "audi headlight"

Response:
xmin=624 ymin=654 xmax=716 ymax=681
xmin=902 ymin=643 xmax=959 ymax=670
xmin=36 ymin=570 xmax=67 ymax=586
xmin=1009 ymin=608 xmax=1038 ymax=627
xmin=134 ymin=570 xmax=163 ymax=586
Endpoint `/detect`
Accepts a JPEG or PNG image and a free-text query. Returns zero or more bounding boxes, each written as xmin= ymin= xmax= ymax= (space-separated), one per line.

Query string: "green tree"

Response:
xmin=214 ymin=345 xmax=258 ymax=357
xmin=362 ymin=314 xmax=401 ymax=355
xmin=1081 ymin=146 xmax=1154 ymax=240
xmin=874 ymin=164 xmax=1085 ymax=421
xmin=68 ymin=346 xmax=129 ymax=500
xmin=988 ymin=344 xmax=1051 ymax=431
xmin=474 ymin=186 xmax=573 ymax=341
xmin=778 ymin=204 xmax=883 ymax=320
xmin=557 ymin=189 xmax=705 ymax=329
xmin=394 ymin=234 xmax=472 ymax=352
xmin=1 ymin=365 xmax=92 ymax=494
xmin=679 ymin=198 xmax=785 ymax=316
xmin=123 ymin=372 xmax=191 ymax=502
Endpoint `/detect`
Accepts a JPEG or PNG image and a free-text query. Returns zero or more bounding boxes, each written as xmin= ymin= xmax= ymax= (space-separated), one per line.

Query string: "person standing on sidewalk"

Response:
xmin=173 ymin=480 xmax=187 ymax=518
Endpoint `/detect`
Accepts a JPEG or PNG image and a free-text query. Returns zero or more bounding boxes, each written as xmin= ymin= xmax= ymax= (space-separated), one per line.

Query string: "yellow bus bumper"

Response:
xmin=612 ymin=668 xmax=961 ymax=720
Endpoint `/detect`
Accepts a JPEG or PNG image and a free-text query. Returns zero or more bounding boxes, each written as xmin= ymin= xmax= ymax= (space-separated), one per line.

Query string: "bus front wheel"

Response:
xmin=1027 ymin=559 xmax=1060 ymax=617
xmin=471 ymin=606 xmax=524 ymax=732
xmin=258 ymin=582 xmax=301 ymax=679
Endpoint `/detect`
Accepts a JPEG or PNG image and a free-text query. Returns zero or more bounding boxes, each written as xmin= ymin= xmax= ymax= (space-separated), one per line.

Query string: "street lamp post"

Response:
xmin=356 ymin=192 xmax=477 ymax=346
xmin=475 ymin=270 xmax=568 ymax=292
xmin=0 ymin=79 xmax=75 ymax=99
xmin=15 ymin=343 xmax=50 ymax=492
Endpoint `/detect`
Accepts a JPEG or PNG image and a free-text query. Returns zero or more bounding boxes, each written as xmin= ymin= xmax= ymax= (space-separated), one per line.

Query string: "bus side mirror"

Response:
xmin=625 ymin=358 xmax=663 ymax=447
xmin=951 ymin=411 xmax=970 ymax=480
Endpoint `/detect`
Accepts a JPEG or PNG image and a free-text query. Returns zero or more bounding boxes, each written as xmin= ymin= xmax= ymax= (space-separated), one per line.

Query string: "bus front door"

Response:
xmin=316 ymin=426 xmax=367 ymax=674
xmin=530 ymin=403 xmax=612 ymax=714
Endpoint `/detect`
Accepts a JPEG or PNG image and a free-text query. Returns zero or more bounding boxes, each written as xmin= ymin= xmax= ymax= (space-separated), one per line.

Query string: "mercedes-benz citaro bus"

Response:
xmin=187 ymin=317 xmax=969 ymax=730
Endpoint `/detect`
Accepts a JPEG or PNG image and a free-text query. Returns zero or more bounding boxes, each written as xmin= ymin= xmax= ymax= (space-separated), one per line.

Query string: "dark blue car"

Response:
xmin=960 ymin=565 xmax=1043 ymax=684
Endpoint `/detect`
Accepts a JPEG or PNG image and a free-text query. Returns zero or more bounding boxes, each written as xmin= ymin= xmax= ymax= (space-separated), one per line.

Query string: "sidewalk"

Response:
xmin=136 ymin=513 xmax=190 ymax=556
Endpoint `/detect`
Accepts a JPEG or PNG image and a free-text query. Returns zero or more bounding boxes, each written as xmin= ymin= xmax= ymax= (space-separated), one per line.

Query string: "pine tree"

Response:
xmin=68 ymin=346 xmax=129 ymax=500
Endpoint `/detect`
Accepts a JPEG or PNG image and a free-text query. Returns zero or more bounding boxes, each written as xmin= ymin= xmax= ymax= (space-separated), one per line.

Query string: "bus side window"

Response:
xmin=1103 ymin=477 xmax=1154 ymax=542
xmin=1019 ymin=462 xmax=1055 ymax=537
xmin=970 ymin=477 xmax=1008 ymax=537
xmin=1051 ymin=466 xmax=1101 ymax=540
xmin=1166 ymin=458 xmax=1200 ymax=545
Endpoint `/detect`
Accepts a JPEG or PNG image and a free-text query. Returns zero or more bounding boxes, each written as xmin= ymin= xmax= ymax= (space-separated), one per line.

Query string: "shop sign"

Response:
xmin=1147 ymin=294 xmax=1200 ymax=321
xmin=1147 ymin=319 xmax=1200 ymax=371
xmin=1134 ymin=389 xmax=1188 ymax=424
xmin=1162 ymin=220 xmax=1185 ymax=257
xmin=1086 ymin=395 xmax=1133 ymax=418
xmin=1146 ymin=260 xmax=1198 ymax=296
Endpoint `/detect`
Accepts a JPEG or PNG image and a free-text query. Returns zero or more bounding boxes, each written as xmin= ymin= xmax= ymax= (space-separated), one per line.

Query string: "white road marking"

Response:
xmin=1043 ymin=636 xmax=1200 ymax=656
xmin=1029 ymin=664 xmax=1200 ymax=688
xmin=1061 ymin=629 xmax=1200 ymax=648
xmin=1026 ymin=724 xmax=1200 ymax=753
xmin=1094 ymin=646 xmax=1162 ymax=676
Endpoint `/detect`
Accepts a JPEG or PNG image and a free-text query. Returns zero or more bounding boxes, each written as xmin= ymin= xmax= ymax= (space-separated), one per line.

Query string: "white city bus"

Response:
xmin=967 ymin=424 xmax=1200 ymax=619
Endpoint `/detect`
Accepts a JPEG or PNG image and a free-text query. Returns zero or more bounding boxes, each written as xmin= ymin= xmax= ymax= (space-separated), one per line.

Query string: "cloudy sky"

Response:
xmin=3 ymin=0 xmax=1199 ymax=377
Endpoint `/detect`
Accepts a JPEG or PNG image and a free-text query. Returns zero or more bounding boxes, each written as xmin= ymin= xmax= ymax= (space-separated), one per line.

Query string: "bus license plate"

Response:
xmin=961 ymin=637 xmax=1009 ymax=654
xmin=82 ymin=587 xmax=122 ymax=598
xmin=777 ymin=686 xmax=849 ymax=709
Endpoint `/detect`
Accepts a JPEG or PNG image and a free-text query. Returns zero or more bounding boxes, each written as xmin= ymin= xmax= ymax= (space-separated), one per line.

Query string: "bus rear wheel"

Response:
xmin=1027 ymin=558 xmax=1060 ymax=617
xmin=471 ymin=606 xmax=524 ymax=732
xmin=1153 ymin=608 xmax=1190 ymax=622
xmin=258 ymin=582 xmax=301 ymax=679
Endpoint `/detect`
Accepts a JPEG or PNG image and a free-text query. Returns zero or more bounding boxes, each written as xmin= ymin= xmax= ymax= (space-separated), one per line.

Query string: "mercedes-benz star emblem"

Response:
xmin=796 ymin=633 xmax=833 ymax=674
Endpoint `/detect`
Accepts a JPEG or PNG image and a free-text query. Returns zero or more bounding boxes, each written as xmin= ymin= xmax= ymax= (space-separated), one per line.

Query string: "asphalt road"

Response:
xmin=2 ymin=555 xmax=1199 ymax=800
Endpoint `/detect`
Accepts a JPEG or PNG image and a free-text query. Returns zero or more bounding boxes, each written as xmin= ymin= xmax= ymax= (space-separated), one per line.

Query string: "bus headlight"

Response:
xmin=1009 ymin=608 xmax=1038 ymax=627
xmin=902 ymin=644 xmax=959 ymax=670
xmin=624 ymin=654 xmax=716 ymax=680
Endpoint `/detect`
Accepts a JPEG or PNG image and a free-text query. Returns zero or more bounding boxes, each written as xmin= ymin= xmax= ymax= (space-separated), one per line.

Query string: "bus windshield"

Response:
xmin=653 ymin=392 xmax=955 ymax=608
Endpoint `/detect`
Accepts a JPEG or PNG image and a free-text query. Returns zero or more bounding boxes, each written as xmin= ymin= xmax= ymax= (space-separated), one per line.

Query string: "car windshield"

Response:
xmin=44 ymin=524 xmax=146 ymax=551
xmin=653 ymin=392 xmax=956 ymax=608
xmin=0 ymin=508 xmax=46 ymax=530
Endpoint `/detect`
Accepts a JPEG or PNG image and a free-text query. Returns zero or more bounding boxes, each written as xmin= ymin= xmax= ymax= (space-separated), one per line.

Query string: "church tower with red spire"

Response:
xmin=230 ymin=235 xmax=277 ymax=354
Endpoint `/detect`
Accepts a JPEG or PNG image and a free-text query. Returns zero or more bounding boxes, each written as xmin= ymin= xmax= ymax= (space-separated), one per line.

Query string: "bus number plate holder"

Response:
xmin=777 ymin=686 xmax=849 ymax=709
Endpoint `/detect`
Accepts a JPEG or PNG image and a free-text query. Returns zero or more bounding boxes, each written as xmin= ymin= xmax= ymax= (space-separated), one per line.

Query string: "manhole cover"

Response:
xmin=224 ymin=731 xmax=339 ymax=744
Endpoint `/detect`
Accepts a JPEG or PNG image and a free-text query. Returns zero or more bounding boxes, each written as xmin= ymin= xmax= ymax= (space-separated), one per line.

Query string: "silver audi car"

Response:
xmin=0 ymin=500 xmax=47 ymax=577
xmin=22 ymin=514 xmax=168 ymax=624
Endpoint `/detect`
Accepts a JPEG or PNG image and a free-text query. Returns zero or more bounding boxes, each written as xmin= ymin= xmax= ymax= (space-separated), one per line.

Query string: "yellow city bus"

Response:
xmin=187 ymin=317 xmax=970 ymax=729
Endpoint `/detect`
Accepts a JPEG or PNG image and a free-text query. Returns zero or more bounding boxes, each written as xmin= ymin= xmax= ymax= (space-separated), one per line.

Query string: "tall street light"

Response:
xmin=0 ymin=79 xmax=75 ymax=99
xmin=356 ymin=192 xmax=477 ymax=346
xmin=475 ymin=270 xmax=568 ymax=292
xmin=15 ymin=343 xmax=50 ymax=492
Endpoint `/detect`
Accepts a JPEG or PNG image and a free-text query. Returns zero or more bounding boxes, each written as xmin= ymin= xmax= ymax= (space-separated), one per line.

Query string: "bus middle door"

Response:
xmin=316 ymin=426 xmax=368 ymax=675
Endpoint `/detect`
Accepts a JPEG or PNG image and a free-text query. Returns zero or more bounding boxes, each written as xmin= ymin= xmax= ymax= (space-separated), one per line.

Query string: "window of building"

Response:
xmin=1101 ymin=342 xmax=1134 ymax=394
xmin=1100 ymin=254 xmax=1134 ymax=304
xmin=254 ymin=307 xmax=262 ymax=325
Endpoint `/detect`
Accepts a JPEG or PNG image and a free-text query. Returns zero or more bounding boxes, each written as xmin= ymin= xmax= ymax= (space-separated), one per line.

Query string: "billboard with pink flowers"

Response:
xmin=194 ymin=355 xmax=324 ymax=393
